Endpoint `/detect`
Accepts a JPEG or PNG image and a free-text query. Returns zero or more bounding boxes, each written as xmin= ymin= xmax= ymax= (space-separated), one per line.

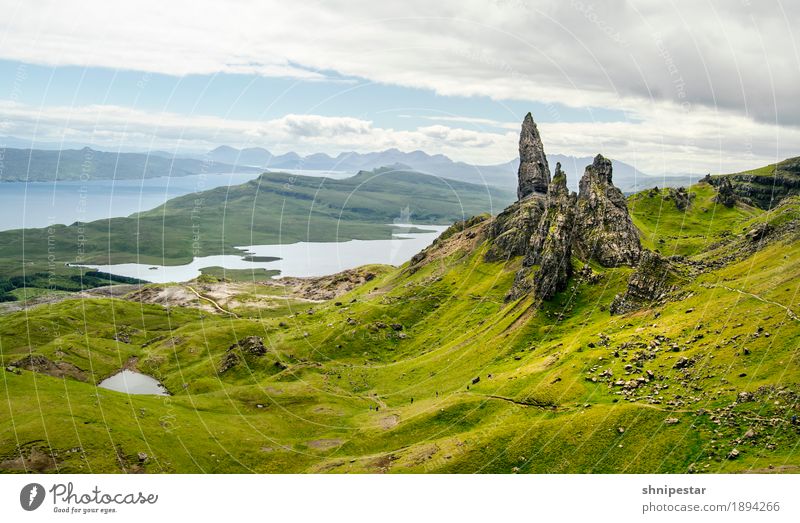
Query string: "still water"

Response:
xmin=97 ymin=369 xmax=169 ymax=396
xmin=77 ymin=224 xmax=448 ymax=283
xmin=0 ymin=172 xmax=261 ymax=231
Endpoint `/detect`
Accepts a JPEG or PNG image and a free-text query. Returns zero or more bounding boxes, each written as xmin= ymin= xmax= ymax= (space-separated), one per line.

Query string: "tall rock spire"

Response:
xmin=517 ymin=112 xmax=551 ymax=200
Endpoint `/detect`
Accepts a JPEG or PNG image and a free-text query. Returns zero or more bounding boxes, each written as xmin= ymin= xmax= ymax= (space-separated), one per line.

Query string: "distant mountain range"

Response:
xmin=205 ymin=146 xmax=698 ymax=193
xmin=0 ymin=140 xmax=698 ymax=193
xmin=0 ymin=147 xmax=260 ymax=182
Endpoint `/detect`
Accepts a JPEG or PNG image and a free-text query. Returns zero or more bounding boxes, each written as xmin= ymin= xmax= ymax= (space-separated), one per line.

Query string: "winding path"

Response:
xmin=184 ymin=285 xmax=239 ymax=318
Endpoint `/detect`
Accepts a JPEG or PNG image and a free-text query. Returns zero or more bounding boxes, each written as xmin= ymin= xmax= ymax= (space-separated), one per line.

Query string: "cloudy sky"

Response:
xmin=0 ymin=0 xmax=798 ymax=174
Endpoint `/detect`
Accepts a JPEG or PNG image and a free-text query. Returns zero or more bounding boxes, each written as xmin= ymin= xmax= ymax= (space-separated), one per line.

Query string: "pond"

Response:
xmin=98 ymin=369 xmax=169 ymax=396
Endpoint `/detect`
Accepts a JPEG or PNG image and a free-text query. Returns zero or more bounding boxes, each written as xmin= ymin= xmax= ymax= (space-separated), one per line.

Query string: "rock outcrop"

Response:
xmin=516 ymin=112 xmax=551 ymax=200
xmin=610 ymin=251 xmax=676 ymax=314
xmin=508 ymin=163 xmax=577 ymax=301
xmin=574 ymin=155 xmax=641 ymax=266
xmin=667 ymin=187 xmax=691 ymax=210
xmin=714 ymin=177 xmax=737 ymax=208
xmin=11 ymin=354 xmax=87 ymax=381
xmin=219 ymin=335 xmax=267 ymax=373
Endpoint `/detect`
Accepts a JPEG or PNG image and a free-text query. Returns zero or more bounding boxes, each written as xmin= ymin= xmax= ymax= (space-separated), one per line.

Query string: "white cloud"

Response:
xmin=1 ymin=0 xmax=798 ymax=123
xmin=0 ymin=0 xmax=798 ymax=173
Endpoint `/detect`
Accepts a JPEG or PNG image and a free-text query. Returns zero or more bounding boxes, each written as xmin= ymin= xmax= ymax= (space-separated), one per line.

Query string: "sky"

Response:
xmin=0 ymin=0 xmax=798 ymax=174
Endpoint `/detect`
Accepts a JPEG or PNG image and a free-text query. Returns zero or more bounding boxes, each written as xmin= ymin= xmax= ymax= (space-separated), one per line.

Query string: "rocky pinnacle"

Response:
xmin=517 ymin=112 xmax=551 ymax=200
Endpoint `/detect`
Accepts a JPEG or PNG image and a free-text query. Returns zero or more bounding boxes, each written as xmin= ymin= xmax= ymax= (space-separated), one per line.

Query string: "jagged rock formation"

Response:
xmin=516 ymin=112 xmax=551 ymax=200
xmin=485 ymin=115 xmax=642 ymax=303
xmin=574 ymin=155 xmax=642 ymax=266
xmin=508 ymin=164 xmax=576 ymax=301
xmin=714 ymin=177 xmax=737 ymax=207
xmin=610 ymin=251 xmax=676 ymax=314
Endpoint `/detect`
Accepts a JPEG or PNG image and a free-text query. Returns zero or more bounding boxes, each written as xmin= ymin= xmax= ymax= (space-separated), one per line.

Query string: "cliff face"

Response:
xmin=707 ymin=157 xmax=800 ymax=210
xmin=486 ymin=114 xmax=641 ymax=303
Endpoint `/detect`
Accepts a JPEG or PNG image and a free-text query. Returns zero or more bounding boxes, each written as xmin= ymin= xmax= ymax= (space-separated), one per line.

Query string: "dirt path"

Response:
xmin=474 ymin=393 xmax=559 ymax=410
xmin=712 ymin=284 xmax=799 ymax=322
xmin=184 ymin=285 xmax=239 ymax=318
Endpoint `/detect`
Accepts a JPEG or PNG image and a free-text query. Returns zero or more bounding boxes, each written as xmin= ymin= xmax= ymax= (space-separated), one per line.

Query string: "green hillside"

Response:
xmin=1 ymin=177 xmax=798 ymax=473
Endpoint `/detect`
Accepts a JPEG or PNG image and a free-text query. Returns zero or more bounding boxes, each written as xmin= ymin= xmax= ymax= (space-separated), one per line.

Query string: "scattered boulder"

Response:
xmin=218 ymin=352 xmax=240 ymax=374
xmin=745 ymin=222 xmax=772 ymax=241
xmin=737 ymin=391 xmax=754 ymax=403
xmin=236 ymin=336 xmax=267 ymax=356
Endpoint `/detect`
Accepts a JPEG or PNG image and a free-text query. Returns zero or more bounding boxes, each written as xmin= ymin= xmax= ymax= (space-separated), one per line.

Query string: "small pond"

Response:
xmin=98 ymin=369 xmax=169 ymax=396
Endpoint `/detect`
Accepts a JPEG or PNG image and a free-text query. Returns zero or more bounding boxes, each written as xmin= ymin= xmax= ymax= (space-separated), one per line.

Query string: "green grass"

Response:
xmin=629 ymin=182 xmax=761 ymax=256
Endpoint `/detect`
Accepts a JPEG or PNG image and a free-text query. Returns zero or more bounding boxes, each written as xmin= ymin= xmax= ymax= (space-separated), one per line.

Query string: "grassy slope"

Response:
xmin=0 ymin=168 xmax=513 ymax=283
xmin=628 ymin=182 xmax=761 ymax=257
xmin=1 ymin=182 xmax=798 ymax=473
